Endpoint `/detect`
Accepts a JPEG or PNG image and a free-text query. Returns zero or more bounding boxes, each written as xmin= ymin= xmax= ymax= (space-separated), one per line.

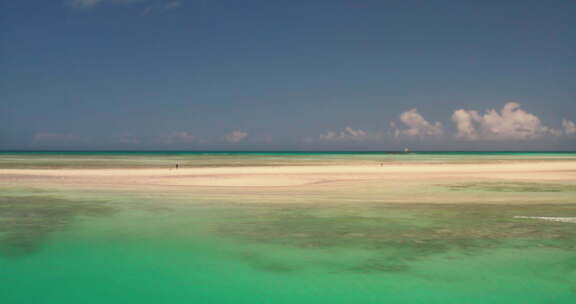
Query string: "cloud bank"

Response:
xmin=319 ymin=127 xmax=369 ymax=142
xmin=29 ymin=102 xmax=574 ymax=149
xmin=392 ymin=109 xmax=443 ymax=138
xmin=452 ymin=102 xmax=561 ymax=140
xmin=306 ymin=102 xmax=573 ymax=145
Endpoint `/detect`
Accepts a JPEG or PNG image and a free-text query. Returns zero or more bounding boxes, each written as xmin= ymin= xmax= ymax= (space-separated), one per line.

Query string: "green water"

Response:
xmin=1 ymin=152 xmax=576 ymax=303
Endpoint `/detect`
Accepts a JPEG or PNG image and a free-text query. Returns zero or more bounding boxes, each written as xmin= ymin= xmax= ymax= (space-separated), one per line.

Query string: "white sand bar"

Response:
xmin=1 ymin=161 xmax=575 ymax=187
xmin=1 ymin=160 xmax=575 ymax=204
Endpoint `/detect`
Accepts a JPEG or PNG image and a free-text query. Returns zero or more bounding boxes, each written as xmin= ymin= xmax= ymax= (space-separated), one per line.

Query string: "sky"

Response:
xmin=1 ymin=0 xmax=575 ymax=151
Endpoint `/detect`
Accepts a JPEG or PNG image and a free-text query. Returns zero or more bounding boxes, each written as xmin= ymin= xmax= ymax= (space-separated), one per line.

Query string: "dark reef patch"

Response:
xmin=0 ymin=196 xmax=116 ymax=257
xmin=215 ymin=204 xmax=576 ymax=273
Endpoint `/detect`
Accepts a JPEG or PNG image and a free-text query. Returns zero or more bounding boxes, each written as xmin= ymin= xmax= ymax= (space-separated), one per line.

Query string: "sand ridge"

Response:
xmin=1 ymin=161 xmax=575 ymax=187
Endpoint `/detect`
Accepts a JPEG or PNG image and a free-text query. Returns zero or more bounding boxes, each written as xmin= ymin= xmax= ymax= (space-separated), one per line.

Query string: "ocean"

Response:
xmin=1 ymin=152 xmax=575 ymax=303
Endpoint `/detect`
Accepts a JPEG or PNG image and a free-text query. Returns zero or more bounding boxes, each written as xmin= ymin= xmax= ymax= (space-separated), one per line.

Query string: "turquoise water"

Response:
xmin=1 ymin=152 xmax=576 ymax=303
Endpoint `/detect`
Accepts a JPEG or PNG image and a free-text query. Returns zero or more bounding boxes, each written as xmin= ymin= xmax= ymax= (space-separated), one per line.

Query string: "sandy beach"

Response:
xmin=2 ymin=159 xmax=576 ymax=204
xmin=2 ymin=160 xmax=575 ymax=186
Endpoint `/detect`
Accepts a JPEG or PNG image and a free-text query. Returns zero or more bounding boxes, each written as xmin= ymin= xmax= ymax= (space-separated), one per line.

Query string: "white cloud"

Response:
xmin=225 ymin=130 xmax=248 ymax=143
xmin=158 ymin=131 xmax=194 ymax=144
xmin=452 ymin=102 xmax=560 ymax=140
xmin=393 ymin=109 xmax=443 ymax=138
xmin=563 ymin=119 xmax=576 ymax=135
xmin=319 ymin=127 xmax=369 ymax=142
xmin=452 ymin=109 xmax=481 ymax=140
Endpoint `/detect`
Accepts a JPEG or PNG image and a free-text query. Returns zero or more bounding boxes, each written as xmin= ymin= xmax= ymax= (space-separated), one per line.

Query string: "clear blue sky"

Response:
xmin=1 ymin=0 xmax=575 ymax=150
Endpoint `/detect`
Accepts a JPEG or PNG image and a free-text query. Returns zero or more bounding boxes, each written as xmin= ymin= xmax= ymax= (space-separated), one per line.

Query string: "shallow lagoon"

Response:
xmin=2 ymin=192 xmax=576 ymax=303
xmin=1 ymin=152 xmax=576 ymax=303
